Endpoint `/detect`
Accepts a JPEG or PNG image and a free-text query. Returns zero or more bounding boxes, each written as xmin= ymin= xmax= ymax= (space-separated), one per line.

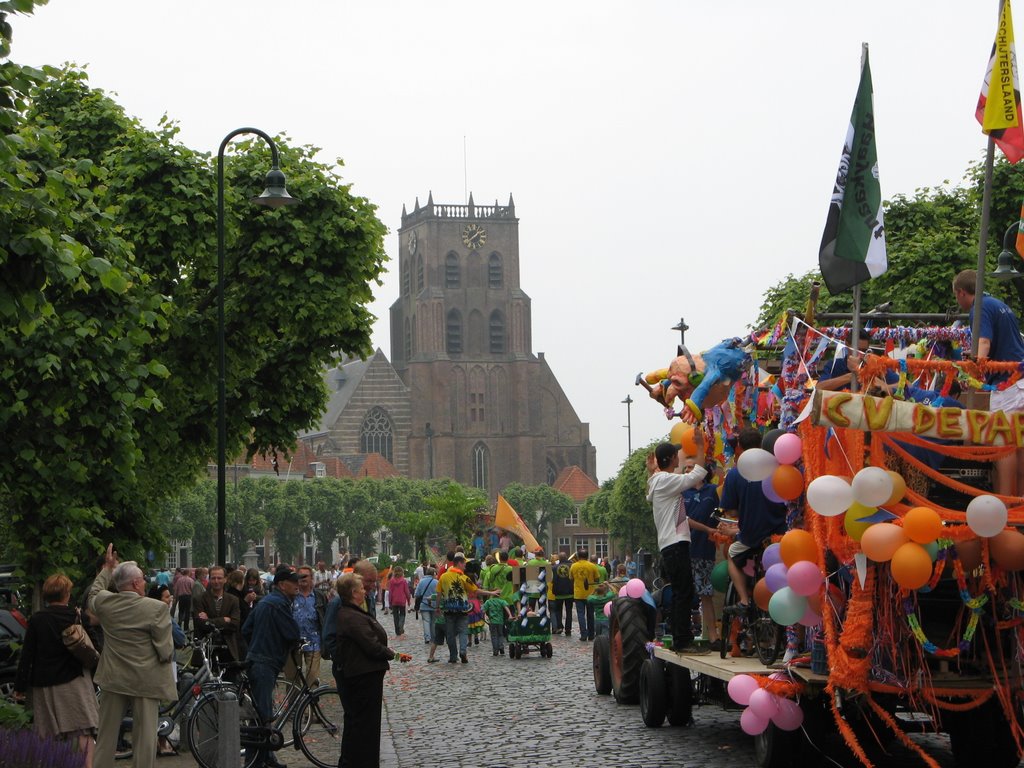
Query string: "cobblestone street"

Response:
xmin=157 ymin=625 xmax=962 ymax=768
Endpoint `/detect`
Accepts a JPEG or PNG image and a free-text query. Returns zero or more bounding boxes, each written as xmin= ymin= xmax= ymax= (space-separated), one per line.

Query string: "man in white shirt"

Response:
xmin=646 ymin=431 xmax=709 ymax=655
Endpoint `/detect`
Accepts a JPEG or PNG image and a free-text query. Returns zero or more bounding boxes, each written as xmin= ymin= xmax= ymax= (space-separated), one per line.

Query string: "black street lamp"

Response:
xmin=991 ymin=222 xmax=1024 ymax=310
xmin=217 ymin=127 xmax=297 ymax=567
xmin=621 ymin=395 xmax=633 ymax=455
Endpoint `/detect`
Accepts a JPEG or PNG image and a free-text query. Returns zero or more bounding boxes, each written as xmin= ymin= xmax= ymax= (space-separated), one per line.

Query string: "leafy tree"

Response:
xmin=581 ymin=443 xmax=658 ymax=555
xmin=425 ymin=484 xmax=486 ymax=549
xmin=0 ymin=29 xmax=387 ymax=585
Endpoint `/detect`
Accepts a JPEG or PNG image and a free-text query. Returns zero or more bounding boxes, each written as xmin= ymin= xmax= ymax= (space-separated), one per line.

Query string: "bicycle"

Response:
xmin=186 ymin=650 xmax=342 ymax=768
xmin=717 ymin=535 xmax=784 ymax=665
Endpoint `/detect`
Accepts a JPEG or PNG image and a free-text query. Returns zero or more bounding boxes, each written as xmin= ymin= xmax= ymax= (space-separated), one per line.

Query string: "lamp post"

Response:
xmin=217 ymin=127 xmax=297 ymax=567
xmin=621 ymin=395 xmax=633 ymax=455
xmin=991 ymin=222 xmax=1024 ymax=309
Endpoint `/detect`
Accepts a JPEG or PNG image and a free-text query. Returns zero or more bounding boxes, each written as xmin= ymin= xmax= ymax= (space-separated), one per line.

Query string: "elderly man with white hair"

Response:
xmin=88 ymin=543 xmax=175 ymax=768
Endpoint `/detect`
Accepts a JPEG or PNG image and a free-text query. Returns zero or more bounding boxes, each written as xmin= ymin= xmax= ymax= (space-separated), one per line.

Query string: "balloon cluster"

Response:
xmin=736 ymin=432 xmax=804 ymax=502
xmin=604 ymin=578 xmax=650 ymax=618
xmin=755 ymin=532 xmax=823 ymax=627
xmin=727 ymin=674 xmax=804 ymax=735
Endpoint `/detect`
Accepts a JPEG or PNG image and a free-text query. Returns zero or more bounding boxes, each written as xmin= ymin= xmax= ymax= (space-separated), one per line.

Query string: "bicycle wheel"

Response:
xmin=186 ymin=691 xmax=261 ymax=768
xmin=273 ymin=676 xmax=303 ymax=746
xmin=752 ymin=613 xmax=783 ymax=665
xmin=294 ymin=686 xmax=344 ymax=768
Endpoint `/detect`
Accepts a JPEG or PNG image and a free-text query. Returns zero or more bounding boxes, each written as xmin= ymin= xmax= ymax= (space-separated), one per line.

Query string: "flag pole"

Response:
xmin=973 ymin=137 xmax=996 ymax=358
xmin=848 ymin=42 xmax=868 ymax=394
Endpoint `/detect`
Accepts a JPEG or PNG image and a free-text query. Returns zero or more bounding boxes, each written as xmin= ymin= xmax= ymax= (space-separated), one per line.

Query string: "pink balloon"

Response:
xmin=727 ymin=674 xmax=760 ymax=706
xmin=764 ymin=563 xmax=789 ymax=593
xmin=603 ymin=600 xmax=613 ymax=617
xmin=625 ymin=578 xmax=646 ymax=599
xmin=798 ymin=606 xmax=822 ymax=627
xmin=748 ymin=688 xmax=780 ymax=720
xmin=786 ymin=560 xmax=823 ymax=597
xmin=772 ymin=698 xmax=804 ymax=731
xmin=773 ymin=433 xmax=803 ymax=465
xmin=740 ymin=706 xmax=770 ymax=736
xmin=618 ymin=585 xmax=628 ymax=597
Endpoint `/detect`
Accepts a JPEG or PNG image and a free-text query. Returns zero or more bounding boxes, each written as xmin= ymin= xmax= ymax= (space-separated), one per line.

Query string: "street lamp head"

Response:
xmin=993 ymin=221 xmax=1024 ymax=282
xmin=252 ymin=167 xmax=298 ymax=208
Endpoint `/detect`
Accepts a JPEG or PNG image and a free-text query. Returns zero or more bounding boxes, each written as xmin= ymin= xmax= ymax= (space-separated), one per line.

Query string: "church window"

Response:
xmin=546 ymin=461 xmax=558 ymax=486
xmin=401 ymin=260 xmax=409 ymax=296
xmin=472 ymin=442 xmax=489 ymax=491
xmin=489 ymin=310 xmax=505 ymax=354
xmin=488 ymin=253 xmax=503 ymax=288
xmin=404 ymin=318 xmax=411 ymax=361
xmin=416 ymin=254 xmax=424 ymax=292
xmin=446 ymin=310 xmax=463 ymax=354
xmin=445 ymin=252 xmax=461 ymax=288
xmin=360 ymin=407 xmax=394 ymax=463
xmin=469 ymin=391 xmax=485 ymax=423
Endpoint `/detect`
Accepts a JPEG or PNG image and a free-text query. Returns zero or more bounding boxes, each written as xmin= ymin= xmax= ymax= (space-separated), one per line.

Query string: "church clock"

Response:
xmin=462 ymin=222 xmax=487 ymax=250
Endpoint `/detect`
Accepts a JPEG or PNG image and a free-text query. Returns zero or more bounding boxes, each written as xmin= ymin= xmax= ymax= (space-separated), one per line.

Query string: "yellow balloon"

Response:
xmin=669 ymin=423 xmax=698 ymax=455
xmin=844 ymin=502 xmax=876 ymax=542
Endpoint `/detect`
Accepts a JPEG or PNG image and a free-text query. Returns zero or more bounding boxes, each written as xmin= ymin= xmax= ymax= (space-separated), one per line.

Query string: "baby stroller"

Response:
xmin=507 ymin=563 xmax=553 ymax=659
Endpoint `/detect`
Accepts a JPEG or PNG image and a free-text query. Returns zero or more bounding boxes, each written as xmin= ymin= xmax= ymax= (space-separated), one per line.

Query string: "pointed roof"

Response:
xmin=340 ymin=452 xmax=400 ymax=478
xmin=309 ymin=350 xmax=400 ymax=436
xmin=552 ymin=466 xmax=600 ymax=502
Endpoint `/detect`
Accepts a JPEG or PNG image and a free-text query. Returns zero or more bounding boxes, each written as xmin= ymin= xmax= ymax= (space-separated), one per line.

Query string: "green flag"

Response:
xmin=819 ymin=46 xmax=887 ymax=294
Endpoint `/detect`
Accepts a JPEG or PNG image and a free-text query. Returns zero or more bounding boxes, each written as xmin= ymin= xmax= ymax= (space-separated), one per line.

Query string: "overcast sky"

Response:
xmin=13 ymin=1 xmax=1008 ymax=482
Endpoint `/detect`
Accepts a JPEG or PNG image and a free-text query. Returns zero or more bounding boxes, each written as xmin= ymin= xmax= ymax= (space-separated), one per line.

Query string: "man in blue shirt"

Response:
xmin=242 ymin=565 xmax=300 ymax=768
xmin=954 ymin=269 xmax=1024 ymax=495
xmin=719 ymin=428 xmax=787 ymax=608
xmin=290 ymin=565 xmax=327 ymax=686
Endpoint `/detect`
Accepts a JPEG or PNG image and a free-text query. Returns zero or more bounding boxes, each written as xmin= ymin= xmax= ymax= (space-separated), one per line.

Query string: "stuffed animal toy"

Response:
xmin=639 ymin=338 xmax=751 ymax=423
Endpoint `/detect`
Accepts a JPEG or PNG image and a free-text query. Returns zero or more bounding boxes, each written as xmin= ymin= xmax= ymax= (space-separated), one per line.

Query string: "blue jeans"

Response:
xmin=575 ymin=599 xmax=595 ymax=640
xmin=489 ymin=622 xmax=504 ymax=653
xmin=420 ymin=610 xmax=434 ymax=643
xmin=444 ymin=613 xmax=469 ymax=660
xmin=248 ymin=660 xmax=279 ymax=767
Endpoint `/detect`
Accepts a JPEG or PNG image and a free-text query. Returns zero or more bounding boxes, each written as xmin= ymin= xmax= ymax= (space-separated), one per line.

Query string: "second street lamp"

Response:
xmin=216 ymin=127 xmax=298 ymax=568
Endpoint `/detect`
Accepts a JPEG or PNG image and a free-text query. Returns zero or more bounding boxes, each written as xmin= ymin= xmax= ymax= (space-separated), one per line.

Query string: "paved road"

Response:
xmin=154 ymin=625 xmax=959 ymax=768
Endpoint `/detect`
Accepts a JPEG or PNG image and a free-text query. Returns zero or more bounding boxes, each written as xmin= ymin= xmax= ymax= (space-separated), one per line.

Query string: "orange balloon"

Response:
xmin=884 ymin=471 xmax=907 ymax=506
xmin=956 ymin=538 xmax=983 ymax=572
xmin=669 ymin=422 xmax=698 ymax=455
xmin=771 ymin=465 xmax=804 ymax=501
xmin=990 ymin=529 xmax=1024 ymax=571
xmin=753 ymin=578 xmax=772 ymax=611
xmin=890 ymin=542 xmax=933 ymax=590
xmin=902 ymin=506 xmax=943 ymax=544
xmin=860 ymin=523 xmax=909 ymax=562
xmin=779 ymin=530 xmax=817 ymax=567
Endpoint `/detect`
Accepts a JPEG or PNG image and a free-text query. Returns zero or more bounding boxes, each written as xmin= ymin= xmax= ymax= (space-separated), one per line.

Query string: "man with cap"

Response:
xmin=646 ymin=432 xmax=709 ymax=655
xmin=242 ymin=565 xmax=301 ymax=768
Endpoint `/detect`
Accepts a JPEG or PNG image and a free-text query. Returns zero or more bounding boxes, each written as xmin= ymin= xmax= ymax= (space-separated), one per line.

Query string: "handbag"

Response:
xmin=62 ymin=611 xmax=100 ymax=670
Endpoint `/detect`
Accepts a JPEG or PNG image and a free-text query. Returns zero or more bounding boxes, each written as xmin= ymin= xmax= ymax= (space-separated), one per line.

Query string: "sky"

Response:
xmin=12 ymin=1 xmax=1008 ymax=482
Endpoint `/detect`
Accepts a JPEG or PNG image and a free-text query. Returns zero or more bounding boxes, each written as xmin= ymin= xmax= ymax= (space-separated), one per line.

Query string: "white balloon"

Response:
xmin=806 ymin=475 xmax=854 ymax=517
xmin=737 ymin=448 xmax=778 ymax=482
xmin=966 ymin=495 xmax=1008 ymax=538
xmin=851 ymin=467 xmax=894 ymax=508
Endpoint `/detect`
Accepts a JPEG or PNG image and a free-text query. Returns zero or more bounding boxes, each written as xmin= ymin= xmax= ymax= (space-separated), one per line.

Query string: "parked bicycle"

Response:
xmin=186 ymin=649 xmax=341 ymax=768
xmin=716 ymin=529 xmax=784 ymax=665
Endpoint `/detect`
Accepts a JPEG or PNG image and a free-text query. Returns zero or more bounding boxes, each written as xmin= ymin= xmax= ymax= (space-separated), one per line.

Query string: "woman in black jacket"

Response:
xmin=333 ymin=572 xmax=409 ymax=768
xmin=14 ymin=573 xmax=99 ymax=768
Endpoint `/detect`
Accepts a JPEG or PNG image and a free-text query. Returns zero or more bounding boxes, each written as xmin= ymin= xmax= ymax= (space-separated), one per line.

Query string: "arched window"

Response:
xmin=401 ymin=259 xmax=410 ymax=296
xmin=445 ymin=252 xmax=461 ymax=288
xmin=472 ymin=442 xmax=489 ymax=491
xmin=489 ymin=310 xmax=505 ymax=354
xmin=360 ymin=407 xmax=394 ymax=464
xmin=488 ymin=253 xmax=503 ymax=289
xmin=446 ymin=309 xmax=463 ymax=354
xmin=546 ymin=460 xmax=558 ymax=486
xmin=416 ymin=254 xmax=424 ymax=292
xmin=403 ymin=317 xmax=411 ymax=361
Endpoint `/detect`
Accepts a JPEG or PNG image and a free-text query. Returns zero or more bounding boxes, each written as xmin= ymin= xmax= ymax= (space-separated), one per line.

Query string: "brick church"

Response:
xmin=299 ymin=193 xmax=598 ymax=498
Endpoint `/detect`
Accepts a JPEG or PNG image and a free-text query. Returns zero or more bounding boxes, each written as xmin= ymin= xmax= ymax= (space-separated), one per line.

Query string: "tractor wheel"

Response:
xmin=610 ymin=596 xmax=653 ymax=705
xmin=639 ymin=658 xmax=667 ymax=727
xmin=593 ymin=635 xmax=612 ymax=694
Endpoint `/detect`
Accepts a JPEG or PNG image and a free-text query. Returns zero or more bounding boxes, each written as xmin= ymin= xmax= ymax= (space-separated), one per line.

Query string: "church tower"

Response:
xmin=389 ymin=193 xmax=595 ymax=495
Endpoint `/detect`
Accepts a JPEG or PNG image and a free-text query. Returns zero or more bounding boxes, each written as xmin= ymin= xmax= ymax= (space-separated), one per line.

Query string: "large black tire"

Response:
xmin=593 ymin=635 xmax=612 ymax=695
xmin=947 ymin=696 xmax=1022 ymax=768
xmin=639 ymin=658 xmax=667 ymax=727
xmin=666 ymin=665 xmax=693 ymax=726
xmin=610 ymin=597 xmax=654 ymax=705
xmin=754 ymin=721 xmax=801 ymax=768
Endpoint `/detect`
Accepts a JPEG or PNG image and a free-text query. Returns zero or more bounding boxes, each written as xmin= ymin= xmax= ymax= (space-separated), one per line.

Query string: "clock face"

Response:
xmin=407 ymin=230 xmax=418 ymax=255
xmin=462 ymin=222 xmax=487 ymax=250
